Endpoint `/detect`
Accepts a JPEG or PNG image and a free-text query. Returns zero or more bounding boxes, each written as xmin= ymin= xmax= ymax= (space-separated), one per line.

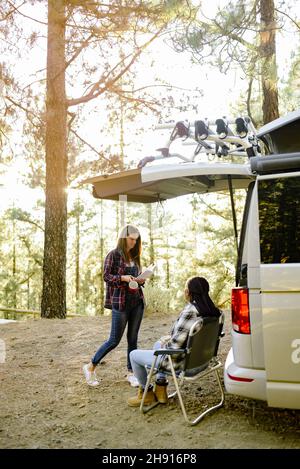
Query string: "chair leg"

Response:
xmin=186 ymin=368 xmax=224 ymax=426
xmin=168 ymin=358 xmax=191 ymax=423
xmin=171 ymin=364 xmax=225 ymax=426
xmin=140 ymin=357 xmax=225 ymax=425
xmin=140 ymin=357 xmax=160 ymax=413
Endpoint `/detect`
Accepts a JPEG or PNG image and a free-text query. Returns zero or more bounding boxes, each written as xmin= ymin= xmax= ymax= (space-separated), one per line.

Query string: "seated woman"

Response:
xmin=128 ymin=276 xmax=221 ymax=407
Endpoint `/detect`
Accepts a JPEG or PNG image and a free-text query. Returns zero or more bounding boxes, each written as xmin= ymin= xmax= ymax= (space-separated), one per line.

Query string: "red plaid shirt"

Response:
xmin=103 ymin=248 xmax=144 ymax=310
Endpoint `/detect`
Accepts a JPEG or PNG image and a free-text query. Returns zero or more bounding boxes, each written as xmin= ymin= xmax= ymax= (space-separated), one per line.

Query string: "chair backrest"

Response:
xmin=183 ymin=312 xmax=225 ymax=372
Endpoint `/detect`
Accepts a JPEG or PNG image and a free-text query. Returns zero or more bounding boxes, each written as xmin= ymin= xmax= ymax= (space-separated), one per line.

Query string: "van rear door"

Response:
xmin=258 ymin=172 xmax=300 ymax=409
xmin=82 ymin=161 xmax=253 ymax=202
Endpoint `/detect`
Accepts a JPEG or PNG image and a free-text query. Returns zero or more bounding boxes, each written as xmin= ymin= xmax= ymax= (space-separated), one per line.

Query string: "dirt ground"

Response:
xmin=0 ymin=310 xmax=299 ymax=449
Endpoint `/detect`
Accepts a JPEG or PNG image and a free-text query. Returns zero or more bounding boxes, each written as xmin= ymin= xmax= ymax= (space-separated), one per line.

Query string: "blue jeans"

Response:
xmin=129 ymin=341 xmax=166 ymax=387
xmin=91 ymin=301 xmax=144 ymax=371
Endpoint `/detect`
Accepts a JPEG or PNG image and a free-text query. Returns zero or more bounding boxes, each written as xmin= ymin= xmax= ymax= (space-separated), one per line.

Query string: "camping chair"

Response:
xmin=140 ymin=312 xmax=225 ymax=426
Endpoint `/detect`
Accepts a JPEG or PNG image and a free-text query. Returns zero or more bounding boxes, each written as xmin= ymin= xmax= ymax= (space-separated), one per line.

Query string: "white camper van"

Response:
xmin=83 ymin=110 xmax=300 ymax=409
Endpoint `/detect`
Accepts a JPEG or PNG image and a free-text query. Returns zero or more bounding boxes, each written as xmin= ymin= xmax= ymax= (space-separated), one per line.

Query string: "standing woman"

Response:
xmin=83 ymin=224 xmax=145 ymax=387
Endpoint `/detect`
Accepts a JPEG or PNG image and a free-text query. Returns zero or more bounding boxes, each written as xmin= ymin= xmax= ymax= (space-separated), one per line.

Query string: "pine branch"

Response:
xmin=8 ymin=209 xmax=44 ymax=232
xmin=7 ymin=0 xmax=47 ymax=26
xmin=110 ymin=88 xmax=159 ymax=113
xmin=65 ymin=33 xmax=94 ymax=70
xmin=123 ymin=83 xmax=196 ymax=94
xmin=69 ymin=127 xmax=120 ymax=171
xmin=18 ymin=235 xmax=43 ymax=269
xmin=197 ymin=195 xmax=231 ymax=221
xmin=5 ymin=96 xmax=120 ymax=171
xmin=5 ymin=95 xmax=42 ymax=131
xmin=212 ymin=19 xmax=257 ymax=52
xmin=275 ymin=8 xmax=300 ymax=31
xmin=19 ymin=271 xmax=40 ymax=285
xmin=246 ymin=75 xmax=258 ymax=127
xmin=67 ymin=26 xmax=165 ymax=107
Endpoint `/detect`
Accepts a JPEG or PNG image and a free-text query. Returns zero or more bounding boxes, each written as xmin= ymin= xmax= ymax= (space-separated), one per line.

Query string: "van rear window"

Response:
xmin=258 ymin=177 xmax=300 ymax=263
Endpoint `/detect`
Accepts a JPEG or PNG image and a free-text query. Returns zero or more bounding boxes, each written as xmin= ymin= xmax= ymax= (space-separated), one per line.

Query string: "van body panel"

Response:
xmin=240 ymin=183 xmax=264 ymax=369
xmin=266 ymin=382 xmax=300 ymax=409
xmin=224 ymin=349 xmax=267 ymax=401
xmin=244 ymin=184 xmax=260 ymax=271
xmin=248 ymin=290 xmax=265 ymax=368
xmin=261 ymin=289 xmax=300 ymax=383
xmin=247 ymin=267 xmax=260 ymax=289
xmin=231 ymin=330 xmax=253 ymax=368
xmin=257 ymin=170 xmax=300 ymax=180
xmin=257 ymin=172 xmax=300 ymax=406
xmin=261 ymin=264 xmax=300 ymax=291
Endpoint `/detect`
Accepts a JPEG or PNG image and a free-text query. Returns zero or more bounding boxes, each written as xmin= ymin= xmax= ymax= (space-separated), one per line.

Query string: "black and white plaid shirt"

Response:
xmin=160 ymin=302 xmax=200 ymax=371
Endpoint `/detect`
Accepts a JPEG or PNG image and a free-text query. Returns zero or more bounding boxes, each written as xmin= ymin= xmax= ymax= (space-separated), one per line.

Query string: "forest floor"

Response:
xmin=0 ymin=310 xmax=299 ymax=449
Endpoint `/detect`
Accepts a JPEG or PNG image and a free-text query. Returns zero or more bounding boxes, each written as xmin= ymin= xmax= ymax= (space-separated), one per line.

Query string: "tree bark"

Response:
xmin=75 ymin=197 xmax=80 ymax=312
xmin=260 ymin=0 xmax=279 ymax=124
xmin=147 ymin=204 xmax=155 ymax=265
xmin=99 ymin=199 xmax=104 ymax=315
xmin=12 ymin=207 xmax=17 ymax=310
xmin=41 ymin=0 xmax=67 ymax=318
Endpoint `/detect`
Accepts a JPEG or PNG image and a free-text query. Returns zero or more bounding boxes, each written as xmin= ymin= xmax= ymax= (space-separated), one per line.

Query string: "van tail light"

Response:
xmin=231 ymin=287 xmax=251 ymax=334
xmin=227 ymin=373 xmax=254 ymax=383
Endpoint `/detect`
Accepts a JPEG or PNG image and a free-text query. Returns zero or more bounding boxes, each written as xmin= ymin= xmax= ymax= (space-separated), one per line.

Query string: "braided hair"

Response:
xmin=187 ymin=276 xmax=220 ymax=318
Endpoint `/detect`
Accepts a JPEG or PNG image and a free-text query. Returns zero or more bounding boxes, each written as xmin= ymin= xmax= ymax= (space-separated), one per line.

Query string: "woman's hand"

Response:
xmin=121 ymin=275 xmax=134 ymax=283
xmin=135 ymin=278 xmax=145 ymax=285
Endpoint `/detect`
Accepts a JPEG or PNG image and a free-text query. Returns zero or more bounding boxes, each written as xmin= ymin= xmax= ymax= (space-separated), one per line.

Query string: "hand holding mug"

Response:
xmin=135 ymin=278 xmax=145 ymax=285
xmin=121 ymin=275 xmax=134 ymax=283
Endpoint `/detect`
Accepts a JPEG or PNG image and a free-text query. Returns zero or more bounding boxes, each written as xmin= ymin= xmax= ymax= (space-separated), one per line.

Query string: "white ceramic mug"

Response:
xmin=128 ymin=280 xmax=138 ymax=292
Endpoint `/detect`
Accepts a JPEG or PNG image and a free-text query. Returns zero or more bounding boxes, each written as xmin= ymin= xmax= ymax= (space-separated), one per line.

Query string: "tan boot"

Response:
xmin=154 ymin=383 xmax=168 ymax=404
xmin=127 ymin=386 xmax=157 ymax=407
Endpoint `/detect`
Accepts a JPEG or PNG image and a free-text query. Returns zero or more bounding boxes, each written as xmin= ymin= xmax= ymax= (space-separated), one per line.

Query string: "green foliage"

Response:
xmin=0 ymin=205 xmax=44 ymax=311
xmin=143 ymin=279 xmax=173 ymax=316
xmin=192 ymin=190 xmax=246 ymax=308
xmin=280 ymin=50 xmax=300 ymax=114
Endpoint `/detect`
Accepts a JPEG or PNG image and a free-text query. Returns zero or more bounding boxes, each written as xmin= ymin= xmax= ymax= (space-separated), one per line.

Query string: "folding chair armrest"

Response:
xmin=154 ymin=348 xmax=186 ymax=356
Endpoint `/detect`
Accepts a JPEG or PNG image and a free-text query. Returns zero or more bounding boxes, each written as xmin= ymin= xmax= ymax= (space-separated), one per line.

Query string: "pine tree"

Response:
xmin=41 ymin=0 xmax=198 ymax=318
xmin=171 ymin=0 xmax=291 ymax=124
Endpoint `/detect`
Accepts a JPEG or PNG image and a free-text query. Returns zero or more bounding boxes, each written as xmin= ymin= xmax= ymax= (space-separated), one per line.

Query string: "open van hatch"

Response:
xmin=81 ymin=162 xmax=253 ymax=203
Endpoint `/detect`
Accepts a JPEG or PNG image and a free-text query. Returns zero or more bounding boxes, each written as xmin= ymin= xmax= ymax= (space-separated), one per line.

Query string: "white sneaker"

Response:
xmin=127 ymin=373 xmax=140 ymax=388
xmin=83 ymin=364 xmax=100 ymax=387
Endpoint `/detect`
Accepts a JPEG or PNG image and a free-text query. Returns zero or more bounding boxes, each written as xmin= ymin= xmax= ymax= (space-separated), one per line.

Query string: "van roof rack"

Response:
xmin=138 ymin=116 xmax=260 ymax=168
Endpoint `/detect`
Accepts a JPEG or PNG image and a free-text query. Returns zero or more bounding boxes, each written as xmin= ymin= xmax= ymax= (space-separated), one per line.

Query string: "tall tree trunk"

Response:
xmin=99 ymin=199 xmax=104 ymax=314
xmin=116 ymin=204 xmax=119 ymax=235
xmin=165 ymin=235 xmax=170 ymax=313
xmin=75 ymin=198 xmax=80 ymax=312
xmin=12 ymin=209 xmax=17 ymax=310
xmin=260 ymin=0 xmax=279 ymax=124
xmin=41 ymin=0 xmax=67 ymax=318
xmin=147 ymin=204 xmax=154 ymax=265
xmin=119 ymin=96 xmax=125 ymax=168
xmin=27 ymin=260 xmax=30 ymax=310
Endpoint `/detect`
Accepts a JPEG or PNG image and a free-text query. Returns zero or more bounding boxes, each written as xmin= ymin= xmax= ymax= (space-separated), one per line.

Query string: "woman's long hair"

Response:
xmin=187 ymin=276 xmax=220 ymax=318
xmin=117 ymin=224 xmax=142 ymax=267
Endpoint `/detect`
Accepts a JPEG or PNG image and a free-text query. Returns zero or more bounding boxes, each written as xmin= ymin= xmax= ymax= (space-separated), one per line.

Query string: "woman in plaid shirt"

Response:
xmin=83 ymin=225 xmax=145 ymax=387
xmin=128 ymin=276 xmax=221 ymax=407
